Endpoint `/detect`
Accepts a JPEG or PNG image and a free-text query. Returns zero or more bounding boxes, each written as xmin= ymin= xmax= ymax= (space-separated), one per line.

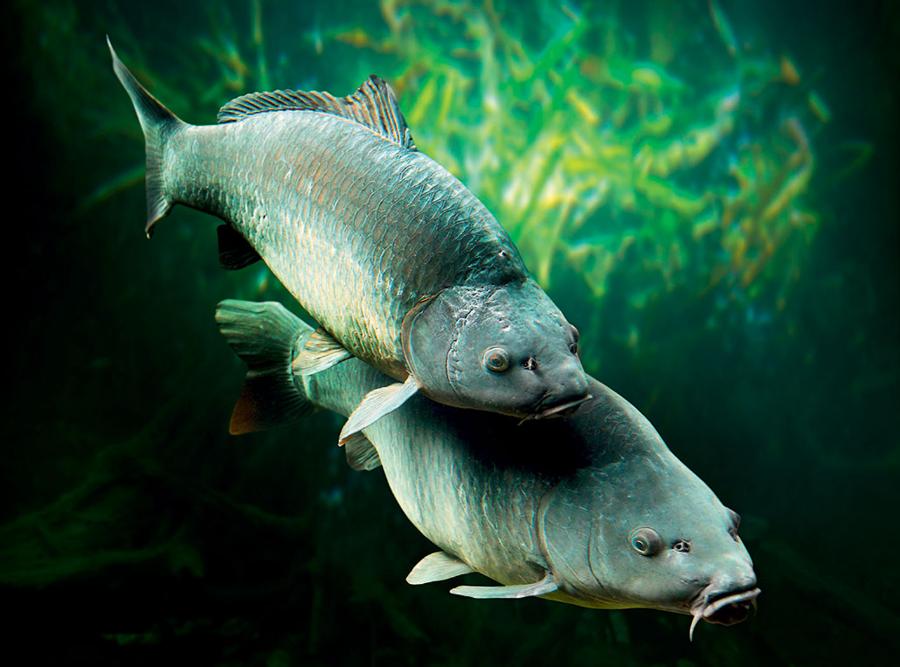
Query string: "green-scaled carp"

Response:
xmin=108 ymin=40 xmax=590 ymax=443
xmin=217 ymin=300 xmax=760 ymax=639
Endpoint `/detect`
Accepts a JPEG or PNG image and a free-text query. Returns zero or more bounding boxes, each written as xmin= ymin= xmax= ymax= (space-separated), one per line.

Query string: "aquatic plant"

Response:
xmin=345 ymin=1 xmax=824 ymax=316
xmin=82 ymin=0 xmax=828 ymax=371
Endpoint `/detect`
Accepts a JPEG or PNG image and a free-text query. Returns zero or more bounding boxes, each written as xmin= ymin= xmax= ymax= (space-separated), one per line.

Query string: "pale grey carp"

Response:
xmin=108 ymin=40 xmax=590 ymax=443
xmin=216 ymin=300 xmax=760 ymax=638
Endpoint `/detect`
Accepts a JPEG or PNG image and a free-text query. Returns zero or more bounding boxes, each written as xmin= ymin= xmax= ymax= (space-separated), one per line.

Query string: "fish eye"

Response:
xmin=569 ymin=326 xmax=580 ymax=355
xmin=482 ymin=347 xmax=510 ymax=373
xmin=727 ymin=508 xmax=741 ymax=541
xmin=629 ymin=527 xmax=662 ymax=557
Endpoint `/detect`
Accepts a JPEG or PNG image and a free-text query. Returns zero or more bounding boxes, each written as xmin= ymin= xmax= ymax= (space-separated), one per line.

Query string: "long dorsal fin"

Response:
xmin=217 ymin=75 xmax=417 ymax=150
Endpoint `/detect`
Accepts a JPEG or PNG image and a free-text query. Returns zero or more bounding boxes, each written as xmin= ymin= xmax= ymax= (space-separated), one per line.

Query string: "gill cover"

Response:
xmin=402 ymin=281 xmax=588 ymax=416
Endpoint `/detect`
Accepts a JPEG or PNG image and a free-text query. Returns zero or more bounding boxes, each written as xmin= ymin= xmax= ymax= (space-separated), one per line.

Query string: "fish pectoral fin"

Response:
xmin=217 ymin=225 xmax=261 ymax=270
xmin=338 ymin=375 xmax=420 ymax=446
xmin=343 ymin=432 xmax=381 ymax=471
xmin=449 ymin=572 xmax=558 ymax=600
xmin=215 ymin=300 xmax=315 ymax=434
xmin=291 ymin=327 xmax=352 ymax=376
xmin=406 ymin=552 xmax=474 ymax=585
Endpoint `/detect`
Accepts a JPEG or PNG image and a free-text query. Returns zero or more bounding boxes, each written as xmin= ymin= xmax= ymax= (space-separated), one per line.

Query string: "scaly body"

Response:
xmin=110 ymin=39 xmax=590 ymax=439
xmin=169 ymin=113 xmax=521 ymax=375
xmin=217 ymin=300 xmax=760 ymax=636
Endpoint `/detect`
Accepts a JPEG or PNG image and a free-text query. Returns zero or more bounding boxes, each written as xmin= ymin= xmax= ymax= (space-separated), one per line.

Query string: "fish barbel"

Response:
xmin=217 ymin=299 xmax=760 ymax=638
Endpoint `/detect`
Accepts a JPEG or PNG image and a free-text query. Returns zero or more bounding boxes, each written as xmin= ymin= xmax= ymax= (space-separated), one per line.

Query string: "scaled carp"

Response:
xmin=108 ymin=40 xmax=590 ymax=443
xmin=217 ymin=300 xmax=760 ymax=639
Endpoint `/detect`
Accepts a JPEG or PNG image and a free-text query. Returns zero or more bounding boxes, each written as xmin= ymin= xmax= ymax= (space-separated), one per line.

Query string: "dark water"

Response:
xmin=4 ymin=0 xmax=898 ymax=664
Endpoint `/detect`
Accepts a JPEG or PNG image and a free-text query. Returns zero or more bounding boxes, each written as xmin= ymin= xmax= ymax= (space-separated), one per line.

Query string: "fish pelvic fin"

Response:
xmin=217 ymin=225 xmax=261 ymax=270
xmin=107 ymin=37 xmax=187 ymax=238
xmin=217 ymin=75 xmax=416 ymax=150
xmin=450 ymin=571 xmax=558 ymax=600
xmin=406 ymin=552 xmax=474 ymax=585
xmin=343 ymin=431 xmax=382 ymax=471
xmin=215 ymin=300 xmax=315 ymax=434
xmin=338 ymin=375 xmax=420 ymax=446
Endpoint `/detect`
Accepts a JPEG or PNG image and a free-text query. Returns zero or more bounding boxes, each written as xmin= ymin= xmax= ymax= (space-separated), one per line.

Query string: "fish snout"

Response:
xmin=693 ymin=569 xmax=760 ymax=628
xmin=534 ymin=369 xmax=592 ymax=419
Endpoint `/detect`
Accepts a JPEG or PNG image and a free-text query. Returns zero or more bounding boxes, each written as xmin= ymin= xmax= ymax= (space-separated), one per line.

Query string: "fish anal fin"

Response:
xmin=338 ymin=375 xmax=420 ymax=445
xmin=406 ymin=552 xmax=474 ymax=585
xmin=344 ymin=431 xmax=382 ymax=471
xmin=217 ymin=76 xmax=416 ymax=150
xmin=217 ymin=225 xmax=261 ymax=270
xmin=292 ymin=327 xmax=352 ymax=376
xmin=450 ymin=572 xmax=558 ymax=600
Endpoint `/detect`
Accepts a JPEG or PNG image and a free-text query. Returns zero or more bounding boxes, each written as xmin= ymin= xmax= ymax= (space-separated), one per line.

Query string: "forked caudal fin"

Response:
xmin=107 ymin=37 xmax=187 ymax=238
xmin=216 ymin=300 xmax=382 ymax=470
xmin=215 ymin=300 xmax=314 ymax=435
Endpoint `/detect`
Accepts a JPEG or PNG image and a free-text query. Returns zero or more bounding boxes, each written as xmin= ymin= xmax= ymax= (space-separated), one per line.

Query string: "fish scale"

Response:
xmin=111 ymin=40 xmax=589 ymax=438
xmin=166 ymin=110 xmax=524 ymax=376
xmin=214 ymin=298 xmax=759 ymax=629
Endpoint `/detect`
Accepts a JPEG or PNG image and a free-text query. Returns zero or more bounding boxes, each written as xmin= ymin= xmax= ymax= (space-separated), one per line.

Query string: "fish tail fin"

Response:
xmin=215 ymin=300 xmax=316 ymax=435
xmin=107 ymin=37 xmax=187 ymax=238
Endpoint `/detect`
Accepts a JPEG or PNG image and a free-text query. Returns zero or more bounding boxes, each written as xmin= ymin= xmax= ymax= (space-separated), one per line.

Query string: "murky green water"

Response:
xmin=4 ymin=0 xmax=898 ymax=664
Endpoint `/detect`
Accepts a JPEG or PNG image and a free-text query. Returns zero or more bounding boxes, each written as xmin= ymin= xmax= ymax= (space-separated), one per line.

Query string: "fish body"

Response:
xmin=109 ymin=40 xmax=590 ymax=438
xmin=217 ymin=300 xmax=759 ymax=636
xmin=167 ymin=110 xmax=520 ymax=376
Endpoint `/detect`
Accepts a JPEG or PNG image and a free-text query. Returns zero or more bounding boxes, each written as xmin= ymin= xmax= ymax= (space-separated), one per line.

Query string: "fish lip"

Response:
xmin=524 ymin=394 xmax=593 ymax=422
xmin=692 ymin=586 xmax=761 ymax=627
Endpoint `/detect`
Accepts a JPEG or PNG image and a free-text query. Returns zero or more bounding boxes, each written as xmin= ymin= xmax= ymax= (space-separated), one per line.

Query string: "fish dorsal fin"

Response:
xmin=217 ymin=75 xmax=417 ymax=150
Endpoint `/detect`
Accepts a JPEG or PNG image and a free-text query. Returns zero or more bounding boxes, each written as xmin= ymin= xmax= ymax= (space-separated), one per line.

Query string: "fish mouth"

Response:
xmin=688 ymin=586 xmax=761 ymax=640
xmin=521 ymin=394 xmax=593 ymax=423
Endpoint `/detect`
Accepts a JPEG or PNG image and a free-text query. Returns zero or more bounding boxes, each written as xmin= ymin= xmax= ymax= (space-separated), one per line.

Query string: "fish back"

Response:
xmin=168 ymin=110 xmax=525 ymax=376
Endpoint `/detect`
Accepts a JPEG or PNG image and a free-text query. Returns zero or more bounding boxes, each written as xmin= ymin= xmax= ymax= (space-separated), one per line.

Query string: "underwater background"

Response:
xmin=3 ymin=0 xmax=898 ymax=664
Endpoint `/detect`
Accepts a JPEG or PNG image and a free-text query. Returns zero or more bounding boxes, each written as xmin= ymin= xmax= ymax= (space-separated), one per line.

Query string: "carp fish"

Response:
xmin=216 ymin=300 xmax=760 ymax=638
xmin=108 ymin=40 xmax=590 ymax=443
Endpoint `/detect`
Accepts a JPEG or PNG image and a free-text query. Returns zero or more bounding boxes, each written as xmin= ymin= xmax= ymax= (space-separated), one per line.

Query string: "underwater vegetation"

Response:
xmin=5 ymin=0 xmax=899 ymax=665
xmin=80 ymin=0 xmax=833 ymax=367
xmin=100 ymin=1 xmax=833 ymax=363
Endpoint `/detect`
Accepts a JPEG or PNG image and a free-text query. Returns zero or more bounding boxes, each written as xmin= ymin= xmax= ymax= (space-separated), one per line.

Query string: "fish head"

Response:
xmin=402 ymin=280 xmax=590 ymax=417
xmin=537 ymin=382 xmax=758 ymax=636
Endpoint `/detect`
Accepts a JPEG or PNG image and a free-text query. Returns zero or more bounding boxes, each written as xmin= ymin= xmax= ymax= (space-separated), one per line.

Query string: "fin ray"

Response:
xmin=338 ymin=375 xmax=420 ymax=445
xmin=450 ymin=572 xmax=558 ymax=600
xmin=407 ymin=552 xmax=474 ymax=585
xmin=107 ymin=37 xmax=186 ymax=237
xmin=292 ymin=327 xmax=352 ymax=376
xmin=217 ymin=75 xmax=416 ymax=150
xmin=344 ymin=432 xmax=382 ymax=471
xmin=217 ymin=225 xmax=261 ymax=270
xmin=215 ymin=300 xmax=314 ymax=434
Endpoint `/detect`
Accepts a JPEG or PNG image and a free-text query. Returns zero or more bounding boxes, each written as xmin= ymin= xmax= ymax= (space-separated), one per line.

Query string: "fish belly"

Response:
xmin=166 ymin=111 xmax=520 ymax=377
